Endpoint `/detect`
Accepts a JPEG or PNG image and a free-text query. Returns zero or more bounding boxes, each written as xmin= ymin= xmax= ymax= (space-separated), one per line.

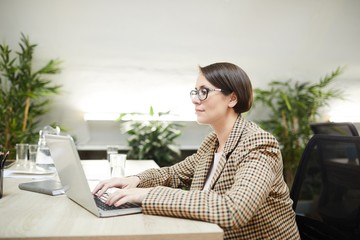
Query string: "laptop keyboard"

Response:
xmin=94 ymin=196 xmax=140 ymax=211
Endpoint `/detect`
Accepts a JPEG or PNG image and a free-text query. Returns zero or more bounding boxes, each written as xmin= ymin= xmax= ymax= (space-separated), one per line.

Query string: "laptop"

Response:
xmin=44 ymin=134 xmax=142 ymax=217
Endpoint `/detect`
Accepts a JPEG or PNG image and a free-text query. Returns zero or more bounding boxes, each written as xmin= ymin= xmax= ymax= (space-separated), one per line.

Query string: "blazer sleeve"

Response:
xmin=136 ymin=152 xmax=198 ymax=189
xmin=136 ymin=132 xmax=217 ymax=189
xmin=140 ymin=131 xmax=282 ymax=229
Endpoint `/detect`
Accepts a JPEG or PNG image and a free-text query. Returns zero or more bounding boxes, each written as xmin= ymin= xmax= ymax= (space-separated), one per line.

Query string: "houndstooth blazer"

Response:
xmin=137 ymin=115 xmax=300 ymax=240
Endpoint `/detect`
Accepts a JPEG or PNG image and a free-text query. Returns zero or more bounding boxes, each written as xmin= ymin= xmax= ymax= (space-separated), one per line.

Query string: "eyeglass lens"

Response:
xmin=190 ymin=88 xmax=209 ymax=101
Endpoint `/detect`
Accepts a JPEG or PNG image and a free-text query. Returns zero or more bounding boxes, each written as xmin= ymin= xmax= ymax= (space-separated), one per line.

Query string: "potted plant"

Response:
xmin=253 ymin=67 xmax=345 ymax=187
xmin=118 ymin=106 xmax=182 ymax=167
xmin=0 ymin=33 xmax=62 ymax=154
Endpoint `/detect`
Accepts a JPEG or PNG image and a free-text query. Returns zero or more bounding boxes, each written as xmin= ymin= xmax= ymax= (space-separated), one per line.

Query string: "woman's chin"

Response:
xmin=196 ymin=116 xmax=208 ymax=125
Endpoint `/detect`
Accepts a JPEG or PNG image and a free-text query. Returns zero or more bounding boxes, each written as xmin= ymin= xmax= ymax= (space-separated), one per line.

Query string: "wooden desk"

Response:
xmin=0 ymin=160 xmax=223 ymax=239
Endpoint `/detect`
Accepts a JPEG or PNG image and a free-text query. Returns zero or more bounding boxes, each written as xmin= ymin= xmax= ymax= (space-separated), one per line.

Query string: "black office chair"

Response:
xmin=290 ymin=135 xmax=360 ymax=240
xmin=310 ymin=122 xmax=359 ymax=136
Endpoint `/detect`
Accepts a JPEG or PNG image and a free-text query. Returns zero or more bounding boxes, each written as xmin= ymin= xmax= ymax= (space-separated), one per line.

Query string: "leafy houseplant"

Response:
xmin=253 ymin=67 xmax=345 ymax=187
xmin=118 ymin=106 xmax=182 ymax=167
xmin=0 ymin=33 xmax=62 ymax=152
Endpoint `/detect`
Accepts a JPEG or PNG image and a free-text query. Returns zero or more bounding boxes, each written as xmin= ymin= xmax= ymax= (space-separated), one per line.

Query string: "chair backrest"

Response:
xmin=290 ymin=135 xmax=360 ymax=239
xmin=310 ymin=122 xmax=359 ymax=136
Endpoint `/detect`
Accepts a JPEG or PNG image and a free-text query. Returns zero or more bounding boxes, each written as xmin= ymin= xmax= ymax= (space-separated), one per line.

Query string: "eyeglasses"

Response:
xmin=190 ymin=88 xmax=224 ymax=101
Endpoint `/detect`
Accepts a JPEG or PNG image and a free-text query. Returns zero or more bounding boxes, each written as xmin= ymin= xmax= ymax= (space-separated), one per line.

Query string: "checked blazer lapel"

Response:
xmin=196 ymin=152 xmax=215 ymax=190
xmin=208 ymin=115 xmax=246 ymax=190
xmin=190 ymin=151 xmax=214 ymax=190
xmin=208 ymin=152 xmax=228 ymax=189
xmin=190 ymin=133 xmax=217 ymax=191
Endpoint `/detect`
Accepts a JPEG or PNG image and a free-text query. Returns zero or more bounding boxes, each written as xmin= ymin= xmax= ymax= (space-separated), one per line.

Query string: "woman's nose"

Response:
xmin=191 ymin=96 xmax=201 ymax=104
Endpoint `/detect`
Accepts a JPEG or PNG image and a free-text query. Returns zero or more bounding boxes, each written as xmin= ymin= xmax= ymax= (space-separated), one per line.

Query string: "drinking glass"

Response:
xmin=16 ymin=143 xmax=29 ymax=166
xmin=109 ymin=154 xmax=126 ymax=177
xmin=106 ymin=145 xmax=119 ymax=162
xmin=28 ymin=144 xmax=38 ymax=167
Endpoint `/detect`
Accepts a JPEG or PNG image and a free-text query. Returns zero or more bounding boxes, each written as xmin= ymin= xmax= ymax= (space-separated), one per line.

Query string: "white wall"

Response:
xmin=1 ymin=0 xmax=360 ymax=148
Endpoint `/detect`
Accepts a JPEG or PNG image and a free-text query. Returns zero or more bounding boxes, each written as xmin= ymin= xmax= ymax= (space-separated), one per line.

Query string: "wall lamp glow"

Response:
xmin=83 ymin=112 xmax=196 ymax=122
xmin=328 ymin=106 xmax=360 ymax=123
xmin=83 ymin=112 xmax=120 ymax=121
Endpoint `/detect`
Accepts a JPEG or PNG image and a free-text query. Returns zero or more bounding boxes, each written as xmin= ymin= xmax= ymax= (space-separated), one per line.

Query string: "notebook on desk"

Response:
xmin=44 ymin=134 xmax=142 ymax=217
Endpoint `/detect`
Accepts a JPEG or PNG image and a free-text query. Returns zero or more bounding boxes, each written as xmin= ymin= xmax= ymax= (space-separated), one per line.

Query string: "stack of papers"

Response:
xmin=4 ymin=164 xmax=56 ymax=179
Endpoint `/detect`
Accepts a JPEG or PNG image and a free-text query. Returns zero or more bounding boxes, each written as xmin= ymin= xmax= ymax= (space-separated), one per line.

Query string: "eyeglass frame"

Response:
xmin=190 ymin=87 xmax=227 ymax=101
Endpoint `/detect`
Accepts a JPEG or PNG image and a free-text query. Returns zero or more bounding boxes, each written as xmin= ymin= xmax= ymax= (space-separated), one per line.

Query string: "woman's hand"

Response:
xmin=106 ymin=187 xmax=153 ymax=207
xmin=92 ymin=176 xmax=141 ymax=197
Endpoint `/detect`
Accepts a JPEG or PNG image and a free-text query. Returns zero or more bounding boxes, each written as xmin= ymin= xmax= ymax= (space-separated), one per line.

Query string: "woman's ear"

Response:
xmin=228 ymin=93 xmax=238 ymax=108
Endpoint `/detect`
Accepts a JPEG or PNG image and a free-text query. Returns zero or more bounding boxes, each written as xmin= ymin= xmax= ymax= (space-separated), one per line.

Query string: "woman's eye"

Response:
xmin=199 ymin=89 xmax=208 ymax=96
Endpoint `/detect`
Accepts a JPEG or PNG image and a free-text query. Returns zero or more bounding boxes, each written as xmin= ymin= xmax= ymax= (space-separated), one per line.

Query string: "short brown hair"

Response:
xmin=199 ymin=62 xmax=253 ymax=114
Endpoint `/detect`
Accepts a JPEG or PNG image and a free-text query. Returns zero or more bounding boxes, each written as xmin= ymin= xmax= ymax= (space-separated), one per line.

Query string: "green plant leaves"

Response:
xmin=254 ymin=67 xmax=345 ymax=186
xmin=0 ymin=34 xmax=62 ymax=150
xmin=118 ymin=107 xmax=182 ymax=167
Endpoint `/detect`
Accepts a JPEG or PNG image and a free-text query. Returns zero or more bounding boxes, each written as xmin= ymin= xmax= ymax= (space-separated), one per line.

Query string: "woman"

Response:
xmin=93 ymin=62 xmax=300 ymax=239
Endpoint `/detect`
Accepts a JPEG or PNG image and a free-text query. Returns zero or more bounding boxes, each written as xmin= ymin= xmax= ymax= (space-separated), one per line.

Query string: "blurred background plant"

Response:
xmin=118 ymin=106 xmax=182 ymax=167
xmin=253 ymin=67 xmax=345 ymax=187
xmin=0 ymin=33 xmax=62 ymax=155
